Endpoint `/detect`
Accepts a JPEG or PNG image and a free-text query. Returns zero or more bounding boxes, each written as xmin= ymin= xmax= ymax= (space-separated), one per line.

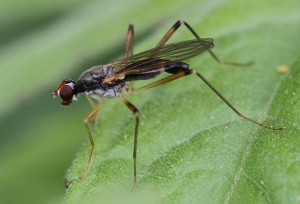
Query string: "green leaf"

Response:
xmin=1 ymin=0 xmax=299 ymax=204
xmin=63 ymin=1 xmax=300 ymax=204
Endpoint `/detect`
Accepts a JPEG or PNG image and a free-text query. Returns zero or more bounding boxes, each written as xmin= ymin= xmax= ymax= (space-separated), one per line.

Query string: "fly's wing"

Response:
xmin=112 ymin=38 xmax=214 ymax=75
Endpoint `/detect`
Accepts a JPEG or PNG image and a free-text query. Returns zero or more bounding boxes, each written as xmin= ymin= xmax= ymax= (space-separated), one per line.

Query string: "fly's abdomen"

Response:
xmin=164 ymin=62 xmax=189 ymax=74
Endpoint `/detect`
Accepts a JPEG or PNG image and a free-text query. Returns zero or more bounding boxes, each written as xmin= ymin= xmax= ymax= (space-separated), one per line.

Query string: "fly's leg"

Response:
xmin=157 ymin=20 xmax=252 ymax=66
xmin=123 ymin=24 xmax=140 ymax=190
xmin=124 ymin=24 xmax=134 ymax=58
xmin=119 ymin=96 xmax=140 ymax=191
xmin=131 ymin=66 xmax=282 ymax=131
xmin=85 ymin=95 xmax=96 ymax=108
xmin=79 ymin=101 xmax=105 ymax=180
xmin=85 ymin=95 xmax=97 ymax=127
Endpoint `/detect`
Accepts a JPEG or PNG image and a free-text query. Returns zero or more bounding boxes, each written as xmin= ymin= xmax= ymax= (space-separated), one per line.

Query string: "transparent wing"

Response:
xmin=112 ymin=38 xmax=214 ymax=75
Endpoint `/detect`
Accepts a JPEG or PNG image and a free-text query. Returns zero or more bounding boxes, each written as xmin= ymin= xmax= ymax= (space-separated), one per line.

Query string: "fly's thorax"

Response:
xmin=78 ymin=65 xmax=114 ymax=84
xmin=77 ymin=65 xmax=125 ymax=98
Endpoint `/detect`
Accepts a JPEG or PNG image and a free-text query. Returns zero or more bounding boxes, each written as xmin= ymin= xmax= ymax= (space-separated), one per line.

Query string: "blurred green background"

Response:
xmin=0 ymin=0 xmax=299 ymax=204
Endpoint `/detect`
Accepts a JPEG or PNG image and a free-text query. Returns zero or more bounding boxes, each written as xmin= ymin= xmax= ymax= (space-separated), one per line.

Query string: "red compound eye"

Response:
xmin=59 ymin=85 xmax=74 ymax=102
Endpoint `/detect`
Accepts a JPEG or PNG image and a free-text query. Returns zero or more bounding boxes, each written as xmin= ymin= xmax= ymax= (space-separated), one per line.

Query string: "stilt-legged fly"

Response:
xmin=52 ymin=20 xmax=283 ymax=190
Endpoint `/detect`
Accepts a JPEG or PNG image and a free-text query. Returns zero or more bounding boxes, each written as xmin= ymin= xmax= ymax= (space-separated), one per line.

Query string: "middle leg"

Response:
xmin=119 ymin=95 xmax=140 ymax=190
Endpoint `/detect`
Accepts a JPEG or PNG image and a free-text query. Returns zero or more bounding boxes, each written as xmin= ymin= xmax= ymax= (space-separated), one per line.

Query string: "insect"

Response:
xmin=52 ymin=20 xmax=283 ymax=189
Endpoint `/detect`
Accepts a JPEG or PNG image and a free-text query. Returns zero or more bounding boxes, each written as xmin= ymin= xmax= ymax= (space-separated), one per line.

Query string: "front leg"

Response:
xmin=79 ymin=101 xmax=105 ymax=180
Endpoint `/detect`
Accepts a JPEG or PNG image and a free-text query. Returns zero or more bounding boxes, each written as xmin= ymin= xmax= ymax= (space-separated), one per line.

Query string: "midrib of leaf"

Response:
xmin=65 ymin=21 xmax=300 ymax=204
xmin=224 ymin=62 xmax=287 ymax=204
xmin=134 ymin=71 xmax=288 ymax=203
xmin=60 ymin=1 xmax=300 ymax=203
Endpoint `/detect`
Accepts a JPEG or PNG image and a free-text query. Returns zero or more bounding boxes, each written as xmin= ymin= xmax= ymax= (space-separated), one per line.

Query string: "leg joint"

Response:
xmin=133 ymin=108 xmax=140 ymax=117
xmin=173 ymin=20 xmax=182 ymax=30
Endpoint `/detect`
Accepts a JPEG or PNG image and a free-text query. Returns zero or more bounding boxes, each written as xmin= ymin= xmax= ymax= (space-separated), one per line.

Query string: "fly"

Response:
xmin=52 ymin=20 xmax=283 ymax=190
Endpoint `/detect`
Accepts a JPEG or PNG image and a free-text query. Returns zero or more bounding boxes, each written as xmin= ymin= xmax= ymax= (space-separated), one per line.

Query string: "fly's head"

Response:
xmin=52 ymin=80 xmax=78 ymax=106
